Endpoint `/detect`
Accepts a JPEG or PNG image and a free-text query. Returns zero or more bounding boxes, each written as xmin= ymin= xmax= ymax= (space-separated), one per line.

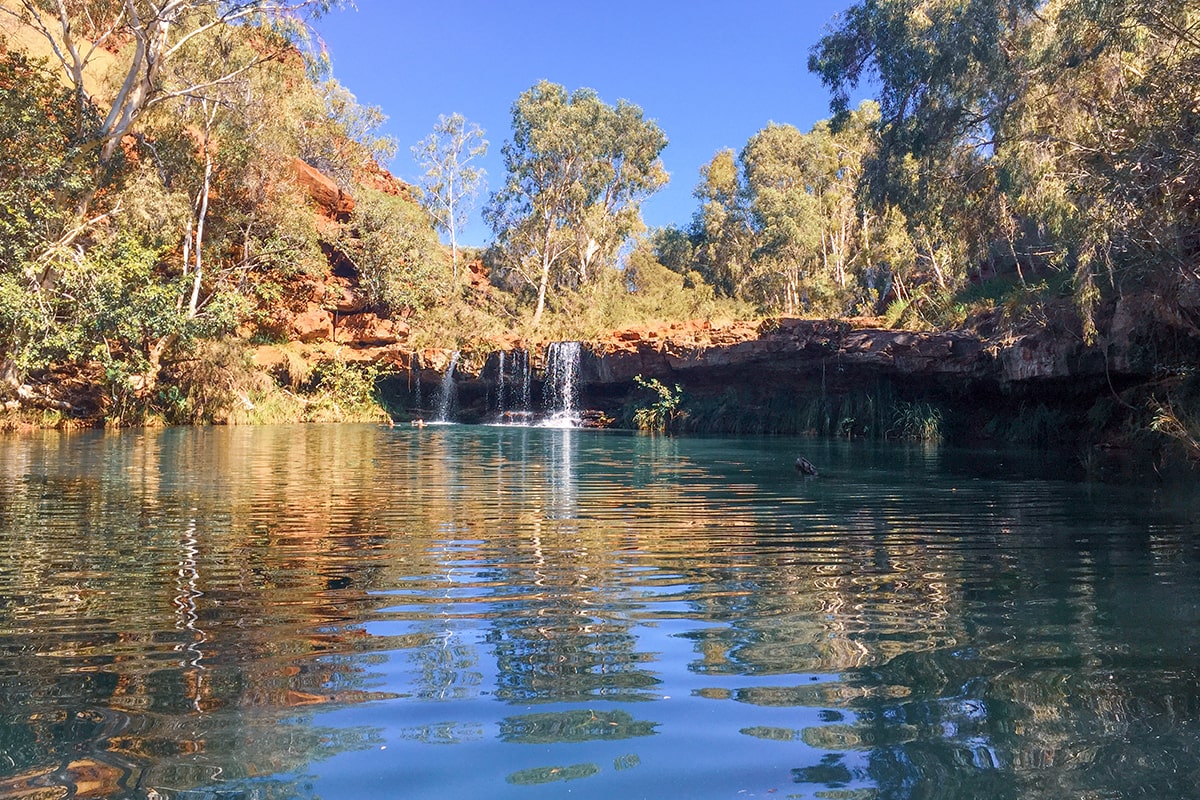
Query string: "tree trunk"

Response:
xmin=188 ymin=143 xmax=213 ymax=317
xmin=531 ymin=220 xmax=555 ymax=328
xmin=532 ymin=252 xmax=551 ymax=328
xmin=924 ymin=235 xmax=947 ymax=290
xmin=137 ymin=333 xmax=178 ymax=395
xmin=448 ymin=180 xmax=458 ymax=282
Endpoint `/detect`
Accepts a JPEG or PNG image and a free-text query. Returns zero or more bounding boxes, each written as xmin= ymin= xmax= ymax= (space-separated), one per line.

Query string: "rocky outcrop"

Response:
xmin=336 ymin=313 xmax=408 ymax=346
xmin=289 ymin=158 xmax=354 ymax=220
xmin=354 ymin=159 xmax=416 ymax=204
xmin=388 ymin=314 xmax=1165 ymax=437
xmin=279 ymin=160 xmax=426 ymax=355
xmin=291 ymin=306 xmax=334 ymax=343
xmin=582 ymin=318 xmax=1099 ymax=388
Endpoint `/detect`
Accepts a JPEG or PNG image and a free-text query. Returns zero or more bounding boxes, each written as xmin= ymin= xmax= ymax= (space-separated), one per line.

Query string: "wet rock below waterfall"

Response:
xmin=579 ymin=410 xmax=615 ymax=428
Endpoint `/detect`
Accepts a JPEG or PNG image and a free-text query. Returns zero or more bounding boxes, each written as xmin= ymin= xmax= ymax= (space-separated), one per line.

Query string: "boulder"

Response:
xmin=337 ymin=313 xmax=409 ymax=346
xmin=321 ymin=276 xmax=368 ymax=313
xmin=290 ymin=158 xmax=354 ymax=219
xmin=354 ymin=160 xmax=416 ymax=203
xmin=292 ymin=306 xmax=334 ymax=343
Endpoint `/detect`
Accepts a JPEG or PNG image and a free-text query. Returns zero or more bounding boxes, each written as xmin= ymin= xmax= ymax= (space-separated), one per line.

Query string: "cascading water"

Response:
xmin=541 ymin=341 xmax=581 ymax=427
xmin=519 ymin=349 xmax=532 ymax=411
xmin=491 ymin=349 xmax=536 ymax=425
xmin=484 ymin=345 xmax=580 ymax=427
xmin=495 ymin=351 xmax=506 ymax=415
xmin=434 ymin=351 xmax=460 ymax=423
xmin=411 ymin=353 xmax=423 ymax=411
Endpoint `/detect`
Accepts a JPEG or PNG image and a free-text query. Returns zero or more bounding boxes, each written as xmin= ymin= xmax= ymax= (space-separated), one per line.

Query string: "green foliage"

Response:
xmin=0 ymin=4 xmax=435 ymax=425
xmin=413 ymin=113 xmax=488 ymax=273
xmin=485 ymin=80 xmax=668 ymax=326
xmin=0 ymin=49 xmax=106 ymax=270
xmin=678 ymin=102 xmax=916 ymax=318
xmin=296 ymin=78 xmax=398 ymax=188
xmin=889 ymin=400 xmax=944 ymax=442
xmin=11 ymin=0 xmax=349 ymax=168
xmin=810 ymin=0 xmax=1200 ymax=324
xmin=652 ymin=379 xmax=951 ymax=440
xmin=1147 ymin=373 xmax=1200 ymax=464
xmin=0 ymin=46 xmax=114 ymax=390
xmin=531 ymin=238 xmax=751 ymax=341
xmin=632 ymin=374 xmax=684 ymax=433
xmin=306 ymin=358 xmax=390 ymax=422
xmin=651 ymin=226 xmax=695 ymax=276
xmin=153 ymin=340 xmax=270 ymax=424
xmin=341 ymin=188 xmax=448 ymax=314
xmin=689 ymin=148 xmax=755 ymax=299
xmin=404 ymin=265 xmax=521 ymax=352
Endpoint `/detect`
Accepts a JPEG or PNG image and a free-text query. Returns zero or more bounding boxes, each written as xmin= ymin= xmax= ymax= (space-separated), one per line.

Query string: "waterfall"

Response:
xmin=434 ymin=351 xmax=460 ymax=423
xmin=487 ymin=345 xmax=579 ymax=427
xmin=542 ymin=341 xmax=581 ymax=427
xmin=495 ymin=350 xmax=506 ymax=415
xmin=492 ymin=348 xmax=537 ymax=425
xmin=411 ymin=352 xmax=423 ymax=411
xmin=519 ymin=349 xmax=532 ymax=411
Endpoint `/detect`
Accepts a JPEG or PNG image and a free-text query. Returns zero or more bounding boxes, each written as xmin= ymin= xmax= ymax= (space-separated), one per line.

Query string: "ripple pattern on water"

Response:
xmin=1 ymin=426 xmax=1199 ymax=799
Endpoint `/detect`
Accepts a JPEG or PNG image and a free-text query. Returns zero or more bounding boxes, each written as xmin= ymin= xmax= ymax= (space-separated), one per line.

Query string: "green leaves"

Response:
xmin=413 ymin=112 xmax=488 ymax=274
xmin=633 ymin=374 xmax=684 ymax=433
xmin=341 ymin=188 xmax=448 ymax=314
xmin=810 ymin=0 xmax=1200 ymax=325
xmin=0 ymin=50 xmax=104 ymax=271
xmin=485 ymin=81 xmax=669 ymax=325
xmin=681 ymin=101 xmax=903 ymax=317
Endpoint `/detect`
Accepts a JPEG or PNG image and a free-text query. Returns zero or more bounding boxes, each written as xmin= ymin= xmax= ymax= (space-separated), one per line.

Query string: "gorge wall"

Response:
xmin=379 ymin=310 xmax=1190 ymax=450
xmin=268 ymin=152 xmax=1196 ymax=451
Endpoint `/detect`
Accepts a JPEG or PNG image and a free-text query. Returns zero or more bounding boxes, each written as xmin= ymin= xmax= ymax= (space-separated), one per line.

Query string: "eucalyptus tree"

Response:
xmin=339 ymin=188 xmax=447 ymax=315
xmin=0 ymin=0 xmax=349 ymax=407
xmin=689 ymin=148 xmax=755 ymax=299
xmin=0 ymin=0 xmax=344 ymax=281
xmin=681 ymin=101 xmax=912 ymax=316
xmin=2 ymin=0 xmax=343 ymax=165
xmin=1025 ymin=0 xmax=1200 ymax=298
xmin=741 ymin=123 xmax=826 ymax=312
xmin=0 ymin=49 xmax=103 ymax=401
xmin=413 ymin=113 xmax=488 ymax=279
xmin=809 ymin=0 xmax=1200 ymax=330
xmin=485 ymin=80 xmax=668 ymax=326
xmin=302 ymin=78 xmax=398 ymax=187
xmin=809 ymin=0 xmax=1042 ymax=294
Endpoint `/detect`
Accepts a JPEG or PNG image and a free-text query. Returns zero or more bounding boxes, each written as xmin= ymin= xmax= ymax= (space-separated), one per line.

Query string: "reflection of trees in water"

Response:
xmin=786 ymin=648 xmax=1200 ymax=799
xmin=0 ymin=427 xmax=408 ymax=798
xmin=499 ymin=709 xmax=657 ymax=743
xmin=484 ymin=550 xmax=661 ymax=703
xmin=0 ymin=424 xmax=663 ymax=794
xmin=3 ymin=427 xmax=1200 ymax=798
xmin=506 ymin=761 xmax=600 ymax=786
xmin=715 ymin=517 xmax=1200 ymax=800
xmin=408 ymin=428 xmax=666 ymax=704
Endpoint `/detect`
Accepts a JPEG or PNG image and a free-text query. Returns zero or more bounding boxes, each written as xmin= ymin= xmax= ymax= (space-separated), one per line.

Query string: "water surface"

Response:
xmin=1 ymin=425 xmax=1198 ymax=799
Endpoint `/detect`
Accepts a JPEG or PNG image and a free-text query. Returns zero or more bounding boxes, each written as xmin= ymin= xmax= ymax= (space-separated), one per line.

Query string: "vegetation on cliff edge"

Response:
xmin=0 ymin=0 xmax=1195 ymax=454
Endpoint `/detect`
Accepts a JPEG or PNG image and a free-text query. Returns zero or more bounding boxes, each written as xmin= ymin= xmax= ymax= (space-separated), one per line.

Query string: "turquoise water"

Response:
xmin=0 ymin=424 xmax=1198 ymax=799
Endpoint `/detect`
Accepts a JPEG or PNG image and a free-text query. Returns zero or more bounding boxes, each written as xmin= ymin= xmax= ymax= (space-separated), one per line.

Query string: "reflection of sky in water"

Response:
xmin=1 ymin=425 xmax=1200 ymax=799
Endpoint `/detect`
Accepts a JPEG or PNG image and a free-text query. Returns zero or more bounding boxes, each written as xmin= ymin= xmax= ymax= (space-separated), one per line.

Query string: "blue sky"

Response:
xmin=313 ymin=0 xmax=856 ymax=247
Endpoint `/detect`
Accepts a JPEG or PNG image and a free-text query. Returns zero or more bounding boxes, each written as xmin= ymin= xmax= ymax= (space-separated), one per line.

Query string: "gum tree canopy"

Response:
xmin=485 ymin=80 xmax=668 ymax=327
xmin=4 ymin=0 xmax=342 ymax=164
xmin=809 ymin=0 xmax=1200 ymax=327
xmin=0 ymin=0 xmax=344 ymax=409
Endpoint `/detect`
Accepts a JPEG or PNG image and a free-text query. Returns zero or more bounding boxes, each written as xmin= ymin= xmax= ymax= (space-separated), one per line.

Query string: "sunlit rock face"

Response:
xmin=377 ymin=299 xmax=1197 ymax=442
xmin=579 ymin=318 xmax=1100 ymax=390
